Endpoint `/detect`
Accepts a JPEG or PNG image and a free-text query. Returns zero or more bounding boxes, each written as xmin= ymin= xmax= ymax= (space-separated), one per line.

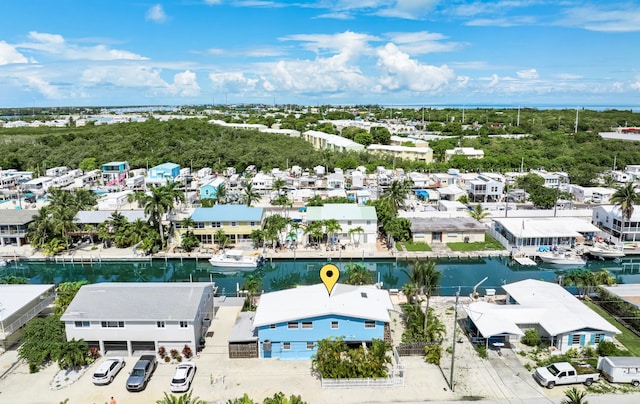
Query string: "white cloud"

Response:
xmin=0 ymin=41 xmax=28 ymax=65
xmin=280 ymin=31 xmax=378 ymax=59
xmin=314 ymin=12 xmax=354 ymax=20
xmin=555 ymin=73 xmax=582 ymax=80
xmin=517 ymin=68 xmax=538 ymax=79
xmin=384 ymin=31 xmax=464 ymax=54
xmin=375 ymin=0 xmax=440 ymax=20
xmin=456 ymin=75 xmax=470 ymax=87
xmin=146 ymin=4 xmax=168 ymax=24
xmin=631 ymin=81 xmax=640 ymax=91
xmin=558 ymin=6 xmax=640 ymax=32
xmin=209 ymin=71 xmax=261 ymax=93
xmin=375 ymin=43 xmax=454 ymax=92
xmin=204 ymin=0 xmax=222 ymax=4
xmin=170 ymin=70 xmax=201 ymax=96
xmin=19 ymin=31 xmax=147 ymax=61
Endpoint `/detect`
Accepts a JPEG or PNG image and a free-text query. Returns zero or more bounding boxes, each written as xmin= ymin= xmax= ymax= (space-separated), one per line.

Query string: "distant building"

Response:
xmin=303 ymin=130 xmax=365 ymax=153
xmin=185 ymin=205 xmax=264 ymax=246
xmin=199 ymin=177 xmax=226 ymax=200
xmin=101 ymin=161 xmax=130 ymax=186
xmin=0 ymin=210 xmax=38 ymax=247
xmin=1 ymin=285 xmax=55 ymax=350
xmin=366 ymin=144 xmax=433 ymax=163
xmin=444 ymin=147 xmax=484 ymax=161
xmin=147 ymin=162 xmax=180 ymax=186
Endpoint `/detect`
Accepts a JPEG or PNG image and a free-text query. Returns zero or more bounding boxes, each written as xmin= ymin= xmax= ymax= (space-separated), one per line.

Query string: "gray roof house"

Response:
xmin=61 ymin=282 xmax=216 ymax=356
xmin=409 ymin=217 xmax=486 ymax=244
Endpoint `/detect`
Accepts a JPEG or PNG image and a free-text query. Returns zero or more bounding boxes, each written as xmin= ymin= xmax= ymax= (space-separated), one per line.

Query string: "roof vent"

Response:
xmin=361 ymin=292 xmax=368 ymax=298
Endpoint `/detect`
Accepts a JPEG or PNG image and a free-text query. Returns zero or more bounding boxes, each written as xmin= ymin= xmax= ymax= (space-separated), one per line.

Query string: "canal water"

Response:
xmin=3 ymin=256 xmax=640 ymax=296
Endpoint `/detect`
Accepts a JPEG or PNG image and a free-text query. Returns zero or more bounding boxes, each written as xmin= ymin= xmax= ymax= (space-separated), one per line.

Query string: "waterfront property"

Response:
xmin=592 ymin=205 xmax=640 ymax=243
xmin=61 ymin=282 xmax=215 ymax=356
xmin=184 ymin=205 xmax=264 ymax=247
xmin=464 ymin=279 xmax=620 ymax=352
xmin=251 ymin=283 xmax=393 ymax=360
xmin=492 ymin=217 xmax=600 ymax=251
xmin=305 ymin=203 xmax=377 ymax=245
xmin=0 ymin=209 xmax=37 ymax=247
xmin=0 ymin=284 xmax=55 ymax=350
xmin=409 ymin=217 xmax=486 ymax=244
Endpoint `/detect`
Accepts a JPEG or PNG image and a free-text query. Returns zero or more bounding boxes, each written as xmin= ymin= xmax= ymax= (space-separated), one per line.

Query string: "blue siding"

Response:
xmin=257 ymin=314 xmax=386 ymax=360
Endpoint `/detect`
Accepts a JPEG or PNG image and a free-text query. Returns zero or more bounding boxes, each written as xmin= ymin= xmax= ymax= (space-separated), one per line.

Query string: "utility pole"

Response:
xmin=449 ymin=288 xmax=460 ymax=391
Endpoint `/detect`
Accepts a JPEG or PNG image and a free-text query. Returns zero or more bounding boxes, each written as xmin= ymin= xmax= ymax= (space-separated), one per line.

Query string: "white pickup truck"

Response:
xmin=534 ymin=362 xmax=599 ymax=389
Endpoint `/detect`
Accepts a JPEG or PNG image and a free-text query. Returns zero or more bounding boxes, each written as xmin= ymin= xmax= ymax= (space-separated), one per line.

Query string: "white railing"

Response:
xmin=320 ymin=347 xmax=405 ymax=389
xmin=486 ymin=226 xmax=510 ymax=249
xmin=4 ymin=296 xmax=54 ymax=335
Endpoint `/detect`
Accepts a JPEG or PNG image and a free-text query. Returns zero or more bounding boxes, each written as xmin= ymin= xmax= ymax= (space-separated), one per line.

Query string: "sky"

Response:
xmin=1 ymin=1 xmax=640 ymax=108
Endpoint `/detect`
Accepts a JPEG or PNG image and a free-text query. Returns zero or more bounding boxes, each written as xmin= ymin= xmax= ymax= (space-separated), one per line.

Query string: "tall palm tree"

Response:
xmin=272 ymin=177 xmax=286 ymax=195
xmin=610 ymin=182 xmax=640 ymax=243
xmin=215 ymin=183 xmax=227 ymax=204
xmin=348 ymin=226 xmax=364 ymax=246
xmin=344 ymin=263 xmax=373 ymax=285
xmin=323 ymin=219 xmax=342 ymax=247
xmin=72 ymin=188 xmax=98 ymax=211
xmin=469 ymin=204 xmax=491 ymax=221
xmin=382 ymin=179 xmax=412 ymax=214
xmin=215 ymin=229 xmax=230 ymax=251
xmin=420 ymin=260 xmax=441 ymax=332
xmin=141 ymin=185 xmax=174 ymax=247
xmin=54 ymin=338 xmax=88 ymax=370
xmin=242 ymin=182 xmax=261 ymax=207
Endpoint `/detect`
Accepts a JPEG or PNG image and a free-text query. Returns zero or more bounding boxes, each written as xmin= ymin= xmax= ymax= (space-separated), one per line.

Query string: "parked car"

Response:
xmin=170 ymin=362 xmax=196 ymax=392
xmin=597 ymin=356 xmax=640 ymax=386
xmin=534 ymin=361 xmax=599 ymax=389
xmin=92 ymin=357 xmax=125 ymax=385
xmin=126 ymin=355 xmax=158 ymax=392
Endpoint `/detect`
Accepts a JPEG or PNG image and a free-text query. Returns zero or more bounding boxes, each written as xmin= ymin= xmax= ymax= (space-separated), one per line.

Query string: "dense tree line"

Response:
xmin=2 ymin=109 xmax=640 ymax=185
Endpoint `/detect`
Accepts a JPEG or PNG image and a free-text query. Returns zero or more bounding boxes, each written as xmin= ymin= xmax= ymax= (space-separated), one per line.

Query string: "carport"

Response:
xmin=463 ymin=301 xmax=525 ymax=351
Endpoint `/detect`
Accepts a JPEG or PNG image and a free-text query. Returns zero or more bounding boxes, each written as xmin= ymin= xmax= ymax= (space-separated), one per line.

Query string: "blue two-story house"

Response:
xmin=252 ymin=283 xmax=393 ymax=360
xmin=199 ymin=177 xmax=226 ymax=200
xmin=147 ymin=162 xmax=180 ymax=186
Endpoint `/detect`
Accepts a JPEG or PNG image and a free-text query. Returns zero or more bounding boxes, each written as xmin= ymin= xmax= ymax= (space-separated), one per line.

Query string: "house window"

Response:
xmin=347 ymin=220 xmax=352 ymax=225
xmin=180 ymin=321 xmax=188 ymax=328
xmin=593 ymin=333 xmax=604 ymax=343
xmin=306 ymin=342 xmax=315 ymax=350
xmin=287 ymin=322 xmax=298 ymax=329
xmin=302 ymin=322 xmax=313 ymax=329
xmin=364 ymin=321 xmax=376 ymax=329
xmin=211 ymin=221 xmax=221 ymax=228
xmin=448 ymin=232 xmax=457 ymax=238
xmin=331 ymin=321 xmax=339 ymax=329
xmin=571 ymin=334 xmax=582 ymax=345
xmin=157 ymin=321 xmax=165 ymax=328
xmin=74 ymin=321 xmax=90 ymax=328
xmin=283 ymin=342 xmax=291 ymax=350
xmin=194 ymin=223 xmax=205 ymax=229
xmin=231 ymin=221 xmax=237 ymax=227
xmin=101 ymin=321 xmax=124 ymax=328
xmin=366 ymin=220 xmax=371 ymax=225
xmin=250 ymin=221 xmax=257 ymax=226
xmin=270 ymin=324 xmax=276 ymax=329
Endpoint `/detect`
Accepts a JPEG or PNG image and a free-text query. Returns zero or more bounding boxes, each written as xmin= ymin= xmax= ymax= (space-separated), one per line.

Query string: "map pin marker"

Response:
xmin=320 ymin=263 xmax=340 ymax=296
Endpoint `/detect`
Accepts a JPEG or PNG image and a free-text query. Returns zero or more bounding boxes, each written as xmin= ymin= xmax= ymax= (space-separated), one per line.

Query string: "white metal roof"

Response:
xmin=464 ymin=302 xmax=526 ymax=338
xmin=494 ymin=217 xmax=600 ymax=238
xmin=0 ymin=284 xmax=55 ymax=321
xmin=502 ymin=279 xmax=619 ymax=336
xmin=61 ymin=282 xmax=214 ymax=322
xmin=252 ymin=283 xmax=393 ymax=327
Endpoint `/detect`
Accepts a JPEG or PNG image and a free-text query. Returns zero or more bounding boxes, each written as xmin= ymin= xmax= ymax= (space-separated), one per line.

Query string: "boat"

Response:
xmin=538 ymin=251 xmax=587 ymax=267
xmin=587 ymin=244 xmax=625 ymax=260
xmin=209 ymin=249 xmax=264 ymax=269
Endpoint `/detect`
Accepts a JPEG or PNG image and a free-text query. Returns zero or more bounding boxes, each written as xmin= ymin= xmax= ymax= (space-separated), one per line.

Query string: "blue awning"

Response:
xmin=414 ymin=190 xmax=429 ymax=198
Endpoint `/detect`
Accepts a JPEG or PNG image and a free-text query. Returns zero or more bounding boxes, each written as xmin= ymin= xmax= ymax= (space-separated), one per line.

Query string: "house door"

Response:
xmin=432 ymin=232 xmax=442 ymax=242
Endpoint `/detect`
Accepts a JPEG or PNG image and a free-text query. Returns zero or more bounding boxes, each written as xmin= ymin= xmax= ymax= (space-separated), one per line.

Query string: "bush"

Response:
xmin=182 ymin=344 xmax=193 ymax=359
xmin=522 ymin=329 xmax=541 ymax=347
xmin=170 ymin=349 xmax=179 ymax=359
xmin=158 ymin=346 xmax=167 ymax=359
xmin=476 ymin=345 xmax=488 ymax=359
xmin=164 ymin=356 xmax=171 ymax=363
xmin=598 ymin=340 xmax=621 ymax=357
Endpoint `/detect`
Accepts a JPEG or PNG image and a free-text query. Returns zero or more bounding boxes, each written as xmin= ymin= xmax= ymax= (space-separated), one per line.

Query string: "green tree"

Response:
xmin=215 ymin=229 xmax=230 ymax=251
xmin=18 ymin=315 xmax=66 ymax=372
xmin=216 ymin=183 xmax=228 ymax=204
xmin=323 ymin=218 xmax=342 ymax=247
xmin=469 ymin=204 xmax=491 ymax=221
xmin=226 ymin=394 xmax=256 ymax=404
xmin=140 ymin=185 xmax=175 ymax=248
xmin=262 ymin=392 xmax=307 ymax=404
xmin=382 ymin=179 xmax=412 ymax=214
xmin=54 ymin=281 xmax=88 ymax=315
xmin=157 ymin=391 xmax=205 ymax=404
xmin=78 ymin=157 xmax=97 ymax=172
xmin=348 ymin=226 xmax=364 ymax=246
xmin=242 ymin=182 xmax=262 ymax=207
xmin=272 ymin=178 xmax=287 ymax=195
xmin=610 ymin=182 xmax=640 ymax=242
xmin=343 ymin=263 xmax=373 ymax=285
xmin=370 ymin=126 xmax=391 ymax=145
xmin=242 ymin=273 xmax=262 ymax=311
xmin=354 ymin=131 xmax=373 ymax=146
xmin=55 ymin=338 xmax=89 ymax=370
xmin=561 ymin=387 xmax=589 ymax=404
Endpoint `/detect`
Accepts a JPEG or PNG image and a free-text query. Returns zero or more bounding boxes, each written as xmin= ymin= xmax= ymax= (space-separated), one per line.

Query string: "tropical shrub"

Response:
xmin=522 ymin=329 xmax=541 ymax=347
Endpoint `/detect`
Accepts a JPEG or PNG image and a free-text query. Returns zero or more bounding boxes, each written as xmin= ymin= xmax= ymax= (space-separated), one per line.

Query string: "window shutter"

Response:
xmin=590 ymin=334 xmax=595 ymax=344
xmin=579 ymin=334 xmax=586 ymax=346
xmin=569 ymin=334 xmax=574 ymax=345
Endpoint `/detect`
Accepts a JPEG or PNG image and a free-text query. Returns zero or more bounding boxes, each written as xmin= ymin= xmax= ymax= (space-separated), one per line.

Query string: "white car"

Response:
xmin=170 ymin=362 xmax=196 ymax=392
xmin=92 ymin=357 xmax=125 ymax=385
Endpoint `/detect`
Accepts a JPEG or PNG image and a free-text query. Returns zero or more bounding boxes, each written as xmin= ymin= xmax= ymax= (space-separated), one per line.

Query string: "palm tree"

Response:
xmin=344 ymin=263 xmax=373 ymax=285
xmin=419 ymin=260 xmax=441 ymax=332
xmin=242 ymin=182 xmax=261 ymax=207
xmin=54 ymin=338 xmax=88 ymax=370
xmin=304 ymin=221 xmax=324 ymax=248
xmin=272 ymin=178 xmax=286 ymax=195
xmin=469 ymin=204 xmax=491 ymax=221
xmin=323 ymin=219 xmax=342 ymax=247
xmin=28 ymin=209 xmax=55 ymax=249
xmin=610 ymin=182 xmax=640 ymax=243
xmin=215 ymin=229 xmax=230 ymax=251
xmin=242 ymin=274 xmax=262 ymax=311
xmin=72 ymin=188 xmax=98 ymax=211
xmin=156 ymin=391 xmax=205 ymax=404
xmin=382 ymin=179 xmax=412 ymax=214
xmin=141 ymin=185 xmax=174 ymax=247
xmin=215 ymin=183 xmax=227 ymax=204
xmin=561 ymin=387 xmax=589 ymax=404
xmin=348 ymin=226 xmax=364 ymax=246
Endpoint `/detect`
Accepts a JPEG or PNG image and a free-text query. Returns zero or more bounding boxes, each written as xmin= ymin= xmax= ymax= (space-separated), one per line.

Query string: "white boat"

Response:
xmin=588 ymin=244 xmax=625 ymax=260
xmin=209 ymin=249 xmax=264 ymax=269
xmin=539 ymin=251 xmax=587 ymax=267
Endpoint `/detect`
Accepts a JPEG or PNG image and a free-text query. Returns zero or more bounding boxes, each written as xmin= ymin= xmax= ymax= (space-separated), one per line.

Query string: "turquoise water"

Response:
xmin=4 ymin=256 xmax=640 ymax=296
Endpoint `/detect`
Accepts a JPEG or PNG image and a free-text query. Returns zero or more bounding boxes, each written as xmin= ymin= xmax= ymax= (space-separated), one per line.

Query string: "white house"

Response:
xmin=1 ymin=285 xmax=55 ymax=350
xmin=464 ymin=279 xmax=620 ymax=353
xmin=444 ymin=147 xmax=484 ymax=161
xmin=61 ymin=283 xmax=215 ymax=356
xmin=305 ymin=203 xmax=377 ymax=245
xmin=96 ymin=190 xmax=133 ymax=210
xmin=493 ymin=217 xmax=600 ymax=251
xmin=592 ymin=205 xmax=640 ymax=243
xmin=467 ymin=175 xmax=504 ymax=203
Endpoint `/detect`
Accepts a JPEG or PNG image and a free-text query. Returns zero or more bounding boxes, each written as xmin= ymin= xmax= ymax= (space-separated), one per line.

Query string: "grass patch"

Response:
xmin=447 ymin=236 xmax=505 ymax=252
xmin=583 ymin=300 xmax=640 ymax=356
xmin=397 ymin=241 xmax=432 ymax=252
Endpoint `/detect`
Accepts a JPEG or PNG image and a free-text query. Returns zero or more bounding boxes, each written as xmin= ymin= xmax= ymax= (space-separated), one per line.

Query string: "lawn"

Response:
xmin=583 ymin=300 xmax=640 ymax=356
xmin=447 ymin=236 xmax=505 ymax=252
xmin=396 ymin=241 xmax=432 ymax=252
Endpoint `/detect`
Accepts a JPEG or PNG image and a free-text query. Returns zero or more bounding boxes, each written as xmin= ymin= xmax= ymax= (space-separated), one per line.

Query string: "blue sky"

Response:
xmin=1 ymin=1 xmax=639 ymax=108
